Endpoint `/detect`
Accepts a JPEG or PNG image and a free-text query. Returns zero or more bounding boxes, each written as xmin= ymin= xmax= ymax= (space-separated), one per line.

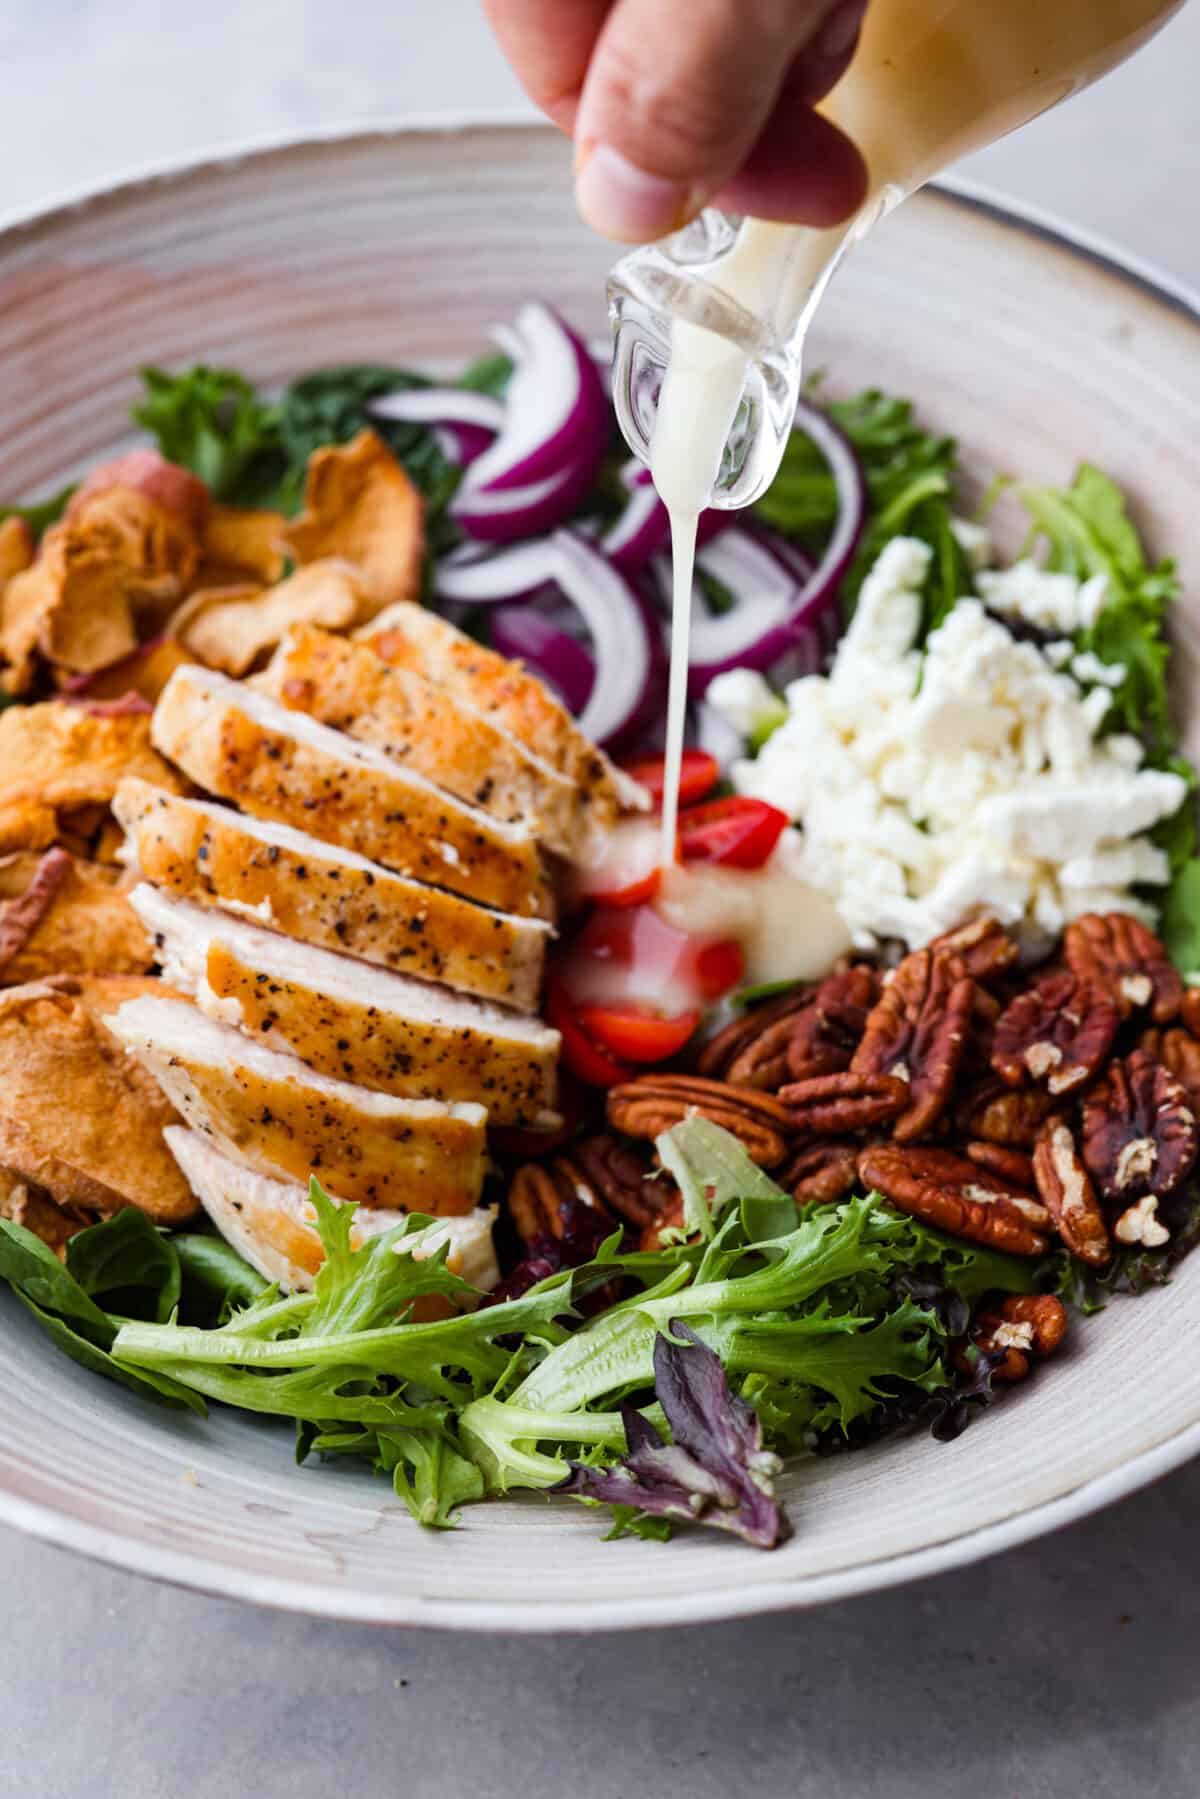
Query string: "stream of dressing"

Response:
xmin=647 ymin=296 xmax=854 ymax=983
xmin=652 ymin=321 xmax=756 ymax=869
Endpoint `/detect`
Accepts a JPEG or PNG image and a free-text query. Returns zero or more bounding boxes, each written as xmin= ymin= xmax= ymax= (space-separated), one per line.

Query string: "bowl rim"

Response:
xmin=0 ymin=120 xmax=1197 ymax=1632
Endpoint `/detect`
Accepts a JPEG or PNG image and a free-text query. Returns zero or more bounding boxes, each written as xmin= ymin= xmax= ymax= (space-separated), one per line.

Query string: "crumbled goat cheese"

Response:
xmin=977 ymin=559 xmax=1110 ymax=635
xmin=705 ymin=668 xmax=785 ymax=742
xmin=1072 ymin=650 xmax=1128 ymax=689
xmin=715 ymin=537 xmax=1186 ymax=951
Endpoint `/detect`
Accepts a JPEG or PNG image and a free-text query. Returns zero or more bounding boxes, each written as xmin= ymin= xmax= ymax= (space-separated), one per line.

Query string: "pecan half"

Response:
xmin=930 ymin=915 xmax=1019 ymax=985
xmin=568 ymin=1134 xmax=659 ymax=1229
xmin=606 ymin=1075 xmax=795 ymax=1168
xmin=728 ymin=1011 xmax=810 ymax=1090
xmin=1181 ymin=988 xmax=1200 ymax=1042
xmin=785 ymin=966 xmax=880 ymax=1081
xmin=965 ymin=1141 xmax=1036 ymax=1189
xmin=1031 ymin=1120 xmax=1111 ymax=1266
xmin=496 ymin=1160 xmax=618 ymax=1304
xmin=1140 ymin=1026 xmax=1200 ymax=1115
xmin=852 ymin=949 xmax=974 ymax=1142
xmin=778 ymin=1141 xmax=859 ymax=1205
xmin=1081 ymin=1049 xmax=1198 ymax=1204
xmin=857 ymin=1144 xmax=1050 ymax=1255
xmin=1064 ymin=912 xmax=1183 ymax=1023
xmin=992 ymin=972 xmax=1118 ymax=1096
xmin=507 ymin=1162 xmax=583 ymax=1245
xmin=696 ymin=988 xmax=810 ymax=1080
xmin=958 ymin=1078 xmax=1058 ymax=1148
xmin=638 ymin=1190 xmax=686 ymax=1252
xmin=970 ymin=1294 xmax=1069 ymax=1382
xmin=779 ymin=1070 xmax=908 ymax=1135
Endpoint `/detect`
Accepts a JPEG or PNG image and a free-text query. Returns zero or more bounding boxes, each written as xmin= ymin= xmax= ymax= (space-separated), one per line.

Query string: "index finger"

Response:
xmin=481 ymin=0 xmax=614 ymax=131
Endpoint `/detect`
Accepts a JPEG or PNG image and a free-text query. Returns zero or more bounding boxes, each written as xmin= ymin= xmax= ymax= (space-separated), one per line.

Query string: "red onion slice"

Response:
xmin=601 ymin=460 xmax=729 ymax=570
xmin=449 ymin=457 xmax=599 ymax=545
xmin=433 ymin=531 xmax=659 ymax=748
xmin=601 ymin=481 xmax=671 ymax=568
xmin=431 ymin=423 xmax=495 ymax=466
xmin=463 ymin=303 xmax=608 ymax=494
xmin=488 ymin=606 xmax=596 ymax=715
xmin=685 ymin=399 xmax=864 ymax=693
xmin=368 ymin=389 xmax=504 ymax=471
xmin=436 ymin=538 xmax=555 ymax=602
xmin=369 ymin=388 xmax=505 ymax=432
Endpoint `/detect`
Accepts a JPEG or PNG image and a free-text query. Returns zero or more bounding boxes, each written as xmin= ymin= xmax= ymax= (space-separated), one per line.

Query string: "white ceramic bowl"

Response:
xmin=0 ymin=126 xmax=1198 ymax=1631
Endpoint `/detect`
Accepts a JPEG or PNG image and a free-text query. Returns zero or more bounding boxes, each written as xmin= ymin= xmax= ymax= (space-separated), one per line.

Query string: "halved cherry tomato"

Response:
xmin=588 ymin=867 xmax=662 ymax=908
xmin=558 ymin=905 xmax=746 ymax=1016
xmin=621 ymin=749 xmax=719 ymax=810
xmin=575 ymin=819 xmax=671 ymax=908
xmin=546 ymin=979 xmax=636 ymax=1088
xmin=679 ymin=796 xmax=789 ymax=870
xmin=693 ymin=938 xmax=746 ymax=1000
xmin=577 ymin=1003 xmax=701 ymax=1064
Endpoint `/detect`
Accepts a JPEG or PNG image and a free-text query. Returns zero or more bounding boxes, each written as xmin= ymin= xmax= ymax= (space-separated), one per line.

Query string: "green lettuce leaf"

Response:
xmin=1163 ymin=860 xmax=1200 ymax=981
xmin=655 ymin=1115 xmax=792 ymax=1241
xmin=66 ymin=1209 xmax=181 ymax=1324
xmin=133 ymin=365 xmax=285 ymax=504
xmin=0 ymin=1218 xmax=203 ymax=1412
xmin=1020 ymin=463 xmax=1179 ymax=750
xmin=755 ymin=387 xmax=969 ymax=632
xmin=172 ymin=1232 xmax=270 ymax=1325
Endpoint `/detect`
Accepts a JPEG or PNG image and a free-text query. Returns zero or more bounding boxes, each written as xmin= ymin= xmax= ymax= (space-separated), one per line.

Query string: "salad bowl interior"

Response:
xmin=0 ymin=125 xmax=1198 ymax=1630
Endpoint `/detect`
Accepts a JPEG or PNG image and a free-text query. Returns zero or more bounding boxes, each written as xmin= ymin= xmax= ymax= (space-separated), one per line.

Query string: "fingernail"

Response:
xmin=575 ymin=142 xmax=703 ymax=242
xmin=814 ymin=0 xmax=867 ymax=60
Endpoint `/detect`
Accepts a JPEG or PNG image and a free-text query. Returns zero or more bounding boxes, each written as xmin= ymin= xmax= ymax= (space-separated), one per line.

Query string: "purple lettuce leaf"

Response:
xmin=557 ymin=1319 xmax=788 ymax=1549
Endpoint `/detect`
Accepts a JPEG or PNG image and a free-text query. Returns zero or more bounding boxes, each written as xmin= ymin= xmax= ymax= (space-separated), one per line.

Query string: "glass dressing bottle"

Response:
xmin=608 ymin=0 xmax=1183 ymax=516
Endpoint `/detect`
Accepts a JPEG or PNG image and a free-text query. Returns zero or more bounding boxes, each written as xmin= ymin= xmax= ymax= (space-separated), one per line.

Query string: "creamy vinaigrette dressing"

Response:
xmin=638 ymin=0 xmax=1179 ymax=988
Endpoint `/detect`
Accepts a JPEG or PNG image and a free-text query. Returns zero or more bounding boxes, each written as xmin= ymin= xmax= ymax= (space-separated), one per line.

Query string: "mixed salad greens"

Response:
xmin=1 ymin=346 xmax=1196 ymax=1548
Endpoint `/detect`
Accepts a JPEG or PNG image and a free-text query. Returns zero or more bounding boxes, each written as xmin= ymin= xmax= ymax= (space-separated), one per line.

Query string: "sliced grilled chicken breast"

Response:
xmin=165 ymin=1126 xmax=499 ymax=1298
xmin=359 ymin=603 xmax=648 ymax=823
xmin=151 ymin=664 xmax=553 ymax=919
xmin=129 ymin=885 xmax=561 ymax=1124
xmin=109 ymin=995 xmax=486 ymax=1213
xmin=114 ymin=778 xmax=549 ymax=1012
xmin=257 ymin=624 xmax=588 ymax=860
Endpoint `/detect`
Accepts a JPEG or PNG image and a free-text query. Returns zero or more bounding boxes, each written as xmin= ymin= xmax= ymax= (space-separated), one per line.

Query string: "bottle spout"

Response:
xmin=606 ymin=201 xmax=896 ymax=510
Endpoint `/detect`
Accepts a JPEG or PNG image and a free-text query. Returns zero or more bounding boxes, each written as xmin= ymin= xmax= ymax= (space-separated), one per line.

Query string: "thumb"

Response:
xmin=574 ymin=0 xmax=863 ymax=241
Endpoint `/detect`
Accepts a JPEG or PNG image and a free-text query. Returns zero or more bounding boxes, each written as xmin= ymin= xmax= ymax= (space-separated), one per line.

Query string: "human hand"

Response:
xmin=482 ymin=0 xmax=869 ymax=242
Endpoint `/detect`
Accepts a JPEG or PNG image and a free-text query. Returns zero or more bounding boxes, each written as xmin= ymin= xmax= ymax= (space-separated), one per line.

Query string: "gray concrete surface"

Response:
xmin=1 ymin=3 xmax=1198 ymax=1794
xmin=3 ymin=1458 xmax=1200 ymax=1798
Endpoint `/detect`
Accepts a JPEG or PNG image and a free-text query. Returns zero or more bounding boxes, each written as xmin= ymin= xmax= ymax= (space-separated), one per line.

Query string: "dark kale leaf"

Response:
xmin=276 ymin=364 xmax=461 ymax=538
